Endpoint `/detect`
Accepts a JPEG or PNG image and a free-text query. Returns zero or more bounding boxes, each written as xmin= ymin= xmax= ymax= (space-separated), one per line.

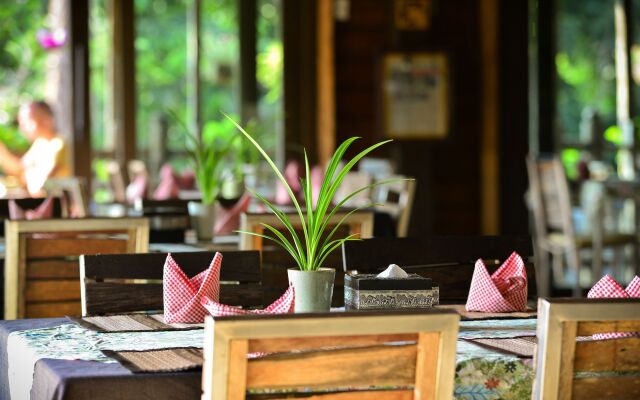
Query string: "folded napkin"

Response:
xmin=275 ymin=160 xmax=302 ymax=205
xmin=126 ymin=174 xmax=148 ymax=204
xmin=153 ymin=164 xmax=180 ymax=200
xmin=588 ymin=275 xmax=640 ymax=298
xmin=214 ymin=193 xmax=251 ymax=235
xmin=9 ymin=197 xmax=54 ymax=220
xmin=202 ymin=286 xmax=295 ymax=316
xmin=466 ymin=252 xmax=528 ymax=313
xmin=587 ymin=275 xmax=640 ymax=340
xmin=164 ymin=252 xmax=221 ymax=323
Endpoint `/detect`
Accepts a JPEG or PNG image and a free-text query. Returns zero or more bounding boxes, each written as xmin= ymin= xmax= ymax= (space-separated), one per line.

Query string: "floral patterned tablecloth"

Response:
xmin=8 ymin=318 xmax=537 ymax=400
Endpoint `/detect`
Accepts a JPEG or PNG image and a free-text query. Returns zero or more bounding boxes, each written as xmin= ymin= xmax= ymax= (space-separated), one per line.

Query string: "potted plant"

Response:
xmin=227 ymin=114 xmax=396 ymax=312
xmin=171 ymin=111 xmax=235 ymax=241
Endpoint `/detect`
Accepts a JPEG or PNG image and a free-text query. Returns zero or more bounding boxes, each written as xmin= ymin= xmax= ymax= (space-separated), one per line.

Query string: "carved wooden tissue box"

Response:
xmin=344 ymin=271 xmax=439 ymax=310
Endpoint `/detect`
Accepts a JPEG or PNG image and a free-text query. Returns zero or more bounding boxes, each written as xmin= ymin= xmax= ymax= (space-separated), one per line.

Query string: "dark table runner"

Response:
xmin=0 ymin=318 xmax=201 ymax=400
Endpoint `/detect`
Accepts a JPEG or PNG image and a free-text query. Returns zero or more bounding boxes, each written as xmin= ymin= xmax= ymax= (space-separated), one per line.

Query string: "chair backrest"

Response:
xmin=335 ymin=172 xmax=373 ymax=208
xmin=4 ymin=218 xmax=149 ymax=319
xmin=132 ymin=198 xmax=191 ymax=243
xmin=80 ymin=250 xmax=262 ymax=316
xmin=526 ymin=156 xmax=575 ymax=241
xmin=372 ymin=175 xmax=416 ymax=237
xmin=106 ymin=159 xmax=127 ymax=203
xmin=0 ymin=197 xmax=64 ymax=236
xmin=202 ymin=309 xmax=460 ymax=400
xmin=239 ymin=210 xmax=374 ymax=251
xmin=342 ymin=236 xmax=536 ymax=303
xmin=44 ymin=176 xmax=89 ymax=217
xmin=533 ymin=298 xmax=640 ymax=400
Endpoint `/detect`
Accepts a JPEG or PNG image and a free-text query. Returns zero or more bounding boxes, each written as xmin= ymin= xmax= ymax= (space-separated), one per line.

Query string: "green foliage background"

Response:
xmin=0 ymin=0 xmax=48 ymax=154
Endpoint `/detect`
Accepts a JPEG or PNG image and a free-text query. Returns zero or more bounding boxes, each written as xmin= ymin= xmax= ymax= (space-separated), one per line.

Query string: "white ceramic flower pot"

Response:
xmin=187 ymin=201 xmax=217 ymax=241
xmin=287 ymin=268 xmax=335 ymax=313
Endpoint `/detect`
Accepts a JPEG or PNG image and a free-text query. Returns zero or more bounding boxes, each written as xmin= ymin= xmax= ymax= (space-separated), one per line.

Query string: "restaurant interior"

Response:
xmin=0 ymin=0 xmax=639 ymax=399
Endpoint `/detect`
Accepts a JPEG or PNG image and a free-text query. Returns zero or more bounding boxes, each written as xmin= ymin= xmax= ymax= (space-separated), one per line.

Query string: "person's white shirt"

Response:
xmin=21 ymin=137 xmax=64 ymax=195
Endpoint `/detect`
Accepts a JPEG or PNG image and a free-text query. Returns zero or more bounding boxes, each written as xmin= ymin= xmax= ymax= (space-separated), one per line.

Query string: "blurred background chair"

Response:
xmin=526 ymin=156 xmax=636 ymax=296
xmin=0 ymin=197 xmax=64 ymax=237
xmin=202 ymin=310 xmax=459 ymax=400
xmin=106 ymin=159 xmax=127 ymax=204
xmin=372 ymin=175 xmax=416 ymax=237
xmin=239 ymin=210 xmax=374 ymax=251
xmin=334 ymin=171 xmax=373 ymax=208
xmin=4 ymin=217 xmax=149 ymax=319
xmin=132 ymin=198 xmax=191 ymax=243
xmin=44 ymin=176 xmax=89 ymax=217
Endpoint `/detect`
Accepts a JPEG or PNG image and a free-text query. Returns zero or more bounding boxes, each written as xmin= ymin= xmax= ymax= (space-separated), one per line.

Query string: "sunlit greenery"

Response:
xmin=0 ymin=0 xmax=48 ymax=154
xmin=3 ymin=0 xmax=283 ymax=198
xmin=556 ymin=0 xmax=616 ymax=143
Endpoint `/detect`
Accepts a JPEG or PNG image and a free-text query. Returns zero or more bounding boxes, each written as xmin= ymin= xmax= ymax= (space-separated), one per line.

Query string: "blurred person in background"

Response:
xmin=0 ymin=100 xmax=69 ymax=195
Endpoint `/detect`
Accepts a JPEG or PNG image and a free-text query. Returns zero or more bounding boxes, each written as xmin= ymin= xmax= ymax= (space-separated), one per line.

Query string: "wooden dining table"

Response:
xmin=0 ymin=310 xmax=537 ymax=400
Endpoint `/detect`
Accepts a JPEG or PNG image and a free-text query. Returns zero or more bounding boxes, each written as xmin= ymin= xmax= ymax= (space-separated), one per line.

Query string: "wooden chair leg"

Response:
xmin=633 ymin=241 xmax=640 ymax=278
xmin=551 ymin=252 xmax=564 ymax=289
xmin=536 ymin=247 xmax=550 ymax=298
xmin=612 ymin=247 xmax=623 ymax=280
xmin=567 ymin=246 xmax=582 ymax=296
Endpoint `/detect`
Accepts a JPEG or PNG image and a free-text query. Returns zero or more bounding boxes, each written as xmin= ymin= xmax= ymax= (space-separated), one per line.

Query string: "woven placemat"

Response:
xmin=102 ymin=347 xmax=204 ymax=373
xmin=464 ymin=336 xmax=537 ymax=358
xmin=67 ymin=314 xmax=204 ymax=333
xmin=436 ymin=304 xmax=537 ymax=320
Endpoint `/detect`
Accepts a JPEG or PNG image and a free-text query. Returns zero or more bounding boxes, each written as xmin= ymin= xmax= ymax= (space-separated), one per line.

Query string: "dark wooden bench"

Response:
xmin=342 ymin=236 xmax=536 ymax=304
xmin=80 ymin=250 xmax=262 ymax=316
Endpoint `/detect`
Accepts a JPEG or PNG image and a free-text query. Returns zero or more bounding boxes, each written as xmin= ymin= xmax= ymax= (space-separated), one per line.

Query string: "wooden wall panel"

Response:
xmin=334 ymin=0 xmax=483 ymax=235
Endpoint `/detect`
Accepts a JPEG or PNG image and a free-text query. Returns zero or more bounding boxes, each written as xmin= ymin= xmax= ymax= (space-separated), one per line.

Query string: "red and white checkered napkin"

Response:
xmin=163 ymin=252 xmax=221 ymax=324
xmin=201 ymin=286 xmax=295 ymax=317
xmin=8 ymin=197 xmax=54 ymax=220
xmin=465 ymin=252 xmax=528 ymax=312
xmin=587 ymin=275 xmax=640 ymax=340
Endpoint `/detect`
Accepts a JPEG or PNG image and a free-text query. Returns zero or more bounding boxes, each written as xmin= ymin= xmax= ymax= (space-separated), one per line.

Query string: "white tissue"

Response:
xmin=376 ymin=264 xmax=409 ymax=279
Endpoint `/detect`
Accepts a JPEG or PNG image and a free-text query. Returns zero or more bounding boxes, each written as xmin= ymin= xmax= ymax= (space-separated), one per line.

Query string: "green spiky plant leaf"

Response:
xmin=169 ymin=110 xmax=236 ymax=205
xmin=225 ymin=113 xmax=406 ymax=272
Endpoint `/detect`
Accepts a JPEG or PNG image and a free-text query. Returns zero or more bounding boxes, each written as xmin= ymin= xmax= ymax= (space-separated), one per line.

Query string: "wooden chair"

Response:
xmin=132 ymin=199 xmax=191 ymax=243
xmin=342 ymin=236 xmax=536 ymax=304
xmin=335 ymin=172 xmax=373 ymax=208
xmin=239 ymin=210 xmax=374 ymax=251
xmin=0 ymin=197 xmax=64 ymax=236
xmin=372 ymin=175 xmax=416 ymax=237
xmin=202 ymin=309 xmax=460 ymax=400
xmin=106 ymin=159 xmax=127 ymax=203
xmin=240 ymin=210 xmax=374 ymax=306
xmin=80 ymin=251 xmax=262 ymax=316
xmin=526 ymin=156 xmax=636 ymax=296
xmin=533 ymin=298 xmax=640 ymax=399
xmin=4 ymin=218 xmax=149 ymax=319
xmin=44 ymin=176 xmax=89 ymax=217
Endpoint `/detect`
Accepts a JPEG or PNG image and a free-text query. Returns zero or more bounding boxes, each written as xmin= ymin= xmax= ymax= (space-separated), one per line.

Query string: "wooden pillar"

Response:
xmin=316 ymin=0 xmax=335 ymax=166
xmin=480 ymin=0 xmax=499 ymax=234
xmin=283 ymin=0 xmax=316 ymax=162
xmin=614 ymin=0 xmax=635 ymax=177
xmin=529 ymin=0 xmax=556 ymax=155
xmin=68 ymin=0 xmax=92 ymax=183
xmin=110 ymin=0 xmax=136 ymax=176
xmin=187 ymin=0 xmax=202 ymax=138
xmin=240 ymin=0 xmax=258 ymax=124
